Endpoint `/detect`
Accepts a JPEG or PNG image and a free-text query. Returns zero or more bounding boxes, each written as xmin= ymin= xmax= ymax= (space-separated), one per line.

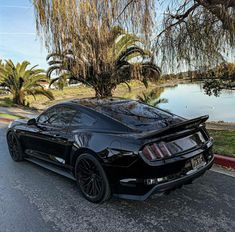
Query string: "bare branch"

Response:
xmin=197 ymin=0 xmax=235 ymax=30
xmin=171 ymin=3 xmax=200 ymax=20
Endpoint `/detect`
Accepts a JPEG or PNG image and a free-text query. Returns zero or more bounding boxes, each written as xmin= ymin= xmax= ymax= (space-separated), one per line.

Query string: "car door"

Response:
xmin=24 ymin=105 xmax=77 ymax=166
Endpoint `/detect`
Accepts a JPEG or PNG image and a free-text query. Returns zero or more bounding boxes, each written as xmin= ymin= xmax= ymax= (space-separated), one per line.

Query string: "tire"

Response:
xmin=7 ymin=132 xmax=24 ymax=162
xmin=75 ymin=153 xmax=111 ymax=203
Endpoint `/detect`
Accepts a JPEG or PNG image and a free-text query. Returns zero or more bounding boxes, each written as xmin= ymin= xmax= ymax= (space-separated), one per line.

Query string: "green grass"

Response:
xmin=0 ymin=97 xmax=15 ymax=107
xmin=209 ymin=130 xmax=235 ymax=157
xmin=0 ymin=113 xmax=20 ymax=119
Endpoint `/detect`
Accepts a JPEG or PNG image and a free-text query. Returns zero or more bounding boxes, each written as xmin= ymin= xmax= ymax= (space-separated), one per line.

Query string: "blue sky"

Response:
xmin=0 ymin=0 xmax=48 ymax=69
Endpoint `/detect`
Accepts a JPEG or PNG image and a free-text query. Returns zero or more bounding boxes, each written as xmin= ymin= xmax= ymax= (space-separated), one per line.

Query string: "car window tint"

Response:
xmin=38 ymin=107 xmax=76 ymax=127
xmin=71 ymin=112 xmax=96 ymax=127
xmin=54 ymin=108 xmax=77 ymax=127
xmin=38 ymin=108 xmax=56 ymax=124
xmin=94 ymin=101 xmax=173 ymax=128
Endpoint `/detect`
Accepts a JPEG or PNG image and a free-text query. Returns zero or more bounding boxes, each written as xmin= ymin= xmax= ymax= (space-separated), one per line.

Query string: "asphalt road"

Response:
xmin=0 ymin=123 xmax=234 ymax=232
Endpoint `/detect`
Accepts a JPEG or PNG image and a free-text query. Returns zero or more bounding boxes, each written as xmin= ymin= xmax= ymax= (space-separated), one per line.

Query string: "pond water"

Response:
xmin=157 ymin=83 xmax=235 ymax=122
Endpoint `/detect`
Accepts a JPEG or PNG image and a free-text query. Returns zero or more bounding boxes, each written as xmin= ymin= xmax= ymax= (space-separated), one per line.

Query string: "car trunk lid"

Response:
xmin=137 ymin=115 xmax=210 ymax=161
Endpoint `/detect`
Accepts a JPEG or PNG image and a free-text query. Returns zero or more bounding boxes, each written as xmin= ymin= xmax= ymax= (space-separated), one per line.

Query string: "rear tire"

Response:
xmin=75 ymin=153 xmax=111 ymax=203
xmin=7 ymin=132 xmax=24 ymax=162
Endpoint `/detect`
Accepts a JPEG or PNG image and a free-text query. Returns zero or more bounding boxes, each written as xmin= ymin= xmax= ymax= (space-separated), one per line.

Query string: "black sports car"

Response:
xmin=7 ymin=98 xmax=214 ymax=203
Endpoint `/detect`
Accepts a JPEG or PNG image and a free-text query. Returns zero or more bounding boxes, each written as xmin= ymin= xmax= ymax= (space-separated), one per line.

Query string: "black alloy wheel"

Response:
xmin=7 ymin=132 xmax=24 ymax=162
xmin=75 ymin=153 xmax=111 ymax=203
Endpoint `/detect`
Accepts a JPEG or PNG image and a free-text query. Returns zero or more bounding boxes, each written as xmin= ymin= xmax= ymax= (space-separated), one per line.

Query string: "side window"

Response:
xmin=37 ymin=108 xmax=57 ymax=124
xmin=71 ymin=112 xmax=96 ymax=127
xmin=54 ymin=107 xmax=77 ymax=127
xmin=38 ymin=106 xmax=77 ymax=127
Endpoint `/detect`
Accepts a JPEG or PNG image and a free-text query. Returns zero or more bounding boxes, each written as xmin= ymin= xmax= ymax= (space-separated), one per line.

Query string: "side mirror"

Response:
xmin=27 ymin=118 xmax=37 ymax=126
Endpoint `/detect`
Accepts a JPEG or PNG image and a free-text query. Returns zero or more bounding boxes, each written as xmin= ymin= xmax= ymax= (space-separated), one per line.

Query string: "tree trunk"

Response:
xmin=94 ymin=73 xmax=116 ymax=98
xmin=13 ymin=91 xmax=25 ymax=105
xmin=95 ymin=86 xmax=114 ymax=98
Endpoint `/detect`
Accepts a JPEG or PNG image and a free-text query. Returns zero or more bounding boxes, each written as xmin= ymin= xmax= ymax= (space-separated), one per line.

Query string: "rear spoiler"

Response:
xmin=138 ymin=115 xmax=209 ymax=139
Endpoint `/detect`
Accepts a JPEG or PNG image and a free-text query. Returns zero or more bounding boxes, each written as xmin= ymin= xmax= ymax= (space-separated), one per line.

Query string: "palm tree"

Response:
xmin=46 ymin=49 xmax=75 ymax=90
xmin=0 ymin=60 xmax=54 ymax=106
xmin=137 ymin=87 xmax=168 ymax=107
xmin=47 ymin=27 xmax=161 ymax=97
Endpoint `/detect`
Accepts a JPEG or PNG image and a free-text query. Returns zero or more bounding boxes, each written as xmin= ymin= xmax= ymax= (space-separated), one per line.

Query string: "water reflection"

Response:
xmin=136 ymin=87 xmax=168 ymax=106
xmin=123 ymin=83 xmax=235 ymax=122
xmin=157 ymin=83 xmax=235 ymax=122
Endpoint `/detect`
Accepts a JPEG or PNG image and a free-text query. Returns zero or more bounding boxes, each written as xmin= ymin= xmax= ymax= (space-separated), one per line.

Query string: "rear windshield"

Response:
xmin=94 ymin=101 xmax=181 ymax=131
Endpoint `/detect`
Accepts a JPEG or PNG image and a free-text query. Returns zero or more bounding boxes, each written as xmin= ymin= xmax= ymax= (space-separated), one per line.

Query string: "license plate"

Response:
xmin=191 ymin=154 xmax=206 ymax=169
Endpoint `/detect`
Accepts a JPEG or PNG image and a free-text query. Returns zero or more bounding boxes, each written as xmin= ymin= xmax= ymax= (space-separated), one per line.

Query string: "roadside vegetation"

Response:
xmin=209 ymin=130 xmax=235 ymax=158
xmin=0 ymin=60 xmax=54 ymax=106
xmin=0 ymin=80 xmax=160 ymax=109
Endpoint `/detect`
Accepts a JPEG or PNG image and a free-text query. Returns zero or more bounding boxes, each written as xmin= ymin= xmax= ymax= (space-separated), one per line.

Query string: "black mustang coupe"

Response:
xmin=7 ymin=98 xmax=214 ymax=203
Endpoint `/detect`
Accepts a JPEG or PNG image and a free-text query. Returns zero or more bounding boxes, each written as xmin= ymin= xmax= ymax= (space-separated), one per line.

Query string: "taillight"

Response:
xmin=140 ymin=142 xmax=172 ymax=161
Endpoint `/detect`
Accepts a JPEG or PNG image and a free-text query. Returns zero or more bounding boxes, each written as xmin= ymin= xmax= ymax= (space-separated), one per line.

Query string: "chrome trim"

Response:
xmin=120 ymin=178 xmax=137 ymax=183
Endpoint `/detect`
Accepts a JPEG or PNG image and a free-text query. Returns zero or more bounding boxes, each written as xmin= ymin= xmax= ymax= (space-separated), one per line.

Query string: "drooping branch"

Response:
xmin=116 ymin=0 xmax=136 ymax=20
xmin=155 ymin=0 xmax=235 ymax=75
xmin=171 ymin=3 xmax=200 ymax=20
xmin=196 ymin=0 xmax=235 ymax=31
xmin=156 ymin=3 xmax=200 ymax=39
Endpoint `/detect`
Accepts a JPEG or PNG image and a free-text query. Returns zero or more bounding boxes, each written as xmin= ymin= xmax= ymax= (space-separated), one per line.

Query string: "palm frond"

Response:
xmin=46 ymin=52 xmax=64 ymax=61
xmin=47 ymin=65 xmax=62 ymax=77
xmin=141 ymin=62 xmax=162 ymax=82
xmin=26 ymin=88 xmax=54 ymax=100
xmin=114 ymin=34 xmax=143 ymax=58
xmin=116 ymin=46 xmax=146 ymax=63
xmin=48 ymin=60 xmax=63 ymax=66
xmin=123 ymin=81 xmax=132 ymax=92
xmin=19 ymin=61 xmax=30 ymax=75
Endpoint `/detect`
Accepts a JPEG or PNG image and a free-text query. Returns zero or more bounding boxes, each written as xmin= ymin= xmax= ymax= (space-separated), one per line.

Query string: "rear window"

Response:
xmin=94 ymin=101 xmax=180 ymax=131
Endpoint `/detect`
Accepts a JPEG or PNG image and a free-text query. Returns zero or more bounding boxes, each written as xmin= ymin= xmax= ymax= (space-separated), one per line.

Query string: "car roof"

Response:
xmin=70 ymin=97 xmax=133 ymax=108
xmin=68 ymin=97 xmax=179 ymax=131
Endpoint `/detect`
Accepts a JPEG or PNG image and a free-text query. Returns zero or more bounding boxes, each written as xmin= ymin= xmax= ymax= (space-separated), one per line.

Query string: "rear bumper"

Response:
xmin=113 ymin=156 xmax=214 ymax=200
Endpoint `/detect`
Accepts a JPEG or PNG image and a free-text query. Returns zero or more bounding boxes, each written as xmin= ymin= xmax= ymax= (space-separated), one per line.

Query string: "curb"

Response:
xmin=214 ymin=154 xmax=235 ymax=169
xmin=0 ymin=117 xmax=13 ymax=123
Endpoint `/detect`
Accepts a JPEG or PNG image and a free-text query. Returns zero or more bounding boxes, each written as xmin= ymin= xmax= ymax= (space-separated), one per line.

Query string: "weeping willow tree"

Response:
xmin=155 ymin=0 xmax=235 ymax=95
xmin=156 ymin=0 xmax=235 ymax=71
xmin=33 ymin=0 xmax=160 ymax=97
